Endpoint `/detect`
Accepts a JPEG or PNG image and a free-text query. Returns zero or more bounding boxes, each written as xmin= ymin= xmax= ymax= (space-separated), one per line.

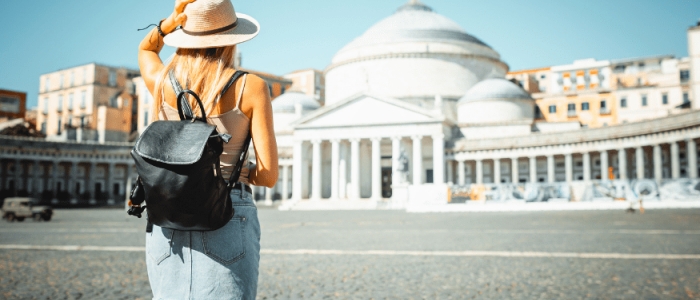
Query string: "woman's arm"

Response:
xmin=242 ymin=76 xmax=279 ymax=188
xmin=138 ymin=0 xmax=194 ymax=94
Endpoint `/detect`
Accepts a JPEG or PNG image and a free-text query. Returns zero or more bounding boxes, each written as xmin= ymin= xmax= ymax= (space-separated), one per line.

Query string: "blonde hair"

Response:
xmin=152 ymin=45 xmax=237 ymax=121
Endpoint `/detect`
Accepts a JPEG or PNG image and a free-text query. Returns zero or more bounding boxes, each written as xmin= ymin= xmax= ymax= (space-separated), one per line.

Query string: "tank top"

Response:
xmin=158 ymin=73 xmax=251 ymax=184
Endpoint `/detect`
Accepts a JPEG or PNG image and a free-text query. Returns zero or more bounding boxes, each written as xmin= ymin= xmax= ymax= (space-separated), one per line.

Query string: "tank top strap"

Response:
xmin=236 ymin=74 xmax=248 ymax=109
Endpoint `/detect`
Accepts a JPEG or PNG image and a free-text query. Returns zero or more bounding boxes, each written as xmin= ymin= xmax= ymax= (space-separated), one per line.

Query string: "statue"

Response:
xmin=397 ymin=149 xmax=409 ymax=184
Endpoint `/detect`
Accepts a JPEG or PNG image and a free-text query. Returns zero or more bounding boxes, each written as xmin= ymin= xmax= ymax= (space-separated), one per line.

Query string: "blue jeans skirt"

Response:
xmin=146 ymin=188 xmax=260 ymax=300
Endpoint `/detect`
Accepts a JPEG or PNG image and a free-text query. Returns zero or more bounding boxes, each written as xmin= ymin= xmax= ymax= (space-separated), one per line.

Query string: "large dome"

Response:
xmin=325 ymin=0 xmax=508 ymax=105
xmin=272 ymin=91 xmax=320 ymax=113
xmin=458 ymin=78 xmax=534 ymax=125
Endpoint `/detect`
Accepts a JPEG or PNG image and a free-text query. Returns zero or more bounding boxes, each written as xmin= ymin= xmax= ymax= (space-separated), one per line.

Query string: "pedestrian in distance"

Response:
xmin=136 ymin=0 xmax=278 ymax=298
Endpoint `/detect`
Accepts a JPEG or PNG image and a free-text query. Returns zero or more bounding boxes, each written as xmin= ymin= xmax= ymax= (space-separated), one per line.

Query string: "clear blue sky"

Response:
xmin=1 ymin=0 xmax=698 ymax=109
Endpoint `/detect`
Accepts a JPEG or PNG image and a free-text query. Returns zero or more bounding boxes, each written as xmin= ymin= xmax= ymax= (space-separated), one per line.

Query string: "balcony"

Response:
xmin=600 ymin=108 xmax=611 ymax=115
xmin=567 ymin=111 xmax=577 ymax=117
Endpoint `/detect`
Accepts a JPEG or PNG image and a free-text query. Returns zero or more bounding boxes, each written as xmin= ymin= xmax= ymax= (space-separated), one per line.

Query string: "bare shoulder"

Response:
xmin=240 ymin=74 xmax=271 ymax=112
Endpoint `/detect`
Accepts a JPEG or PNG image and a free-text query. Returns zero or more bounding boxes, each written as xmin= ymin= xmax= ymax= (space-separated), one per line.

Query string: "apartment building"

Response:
xmin=0 ymin=89 xmax=26 ymax=121
xmin=283 ymin=69 xmax=325 ymax=104
xmin=36 ymin=63 xmax=140 ymax=143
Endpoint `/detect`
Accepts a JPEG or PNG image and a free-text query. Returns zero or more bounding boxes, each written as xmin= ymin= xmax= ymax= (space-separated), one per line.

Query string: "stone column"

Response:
xmin=565 ymin=153 xmax=573 ymax=183
xmin=583 ymin=152 xmax=591 ymax=182
xmin=547 ymin=155 xmax=555 ymax=183
xmin=330 ymin=139 xmax=340 ymax=199
xmin=371 ymin=137 xmax=382 ymax=200
xmin=392 ymin=137 xmax=401 ymax=186
xmin=14 ymin=159 xmax=21 ymax=192
xmin=475 ymin=159 xmax=483 ymax=184
xmin=88 ymin=162 xmax=97 ymax=203
xmin=688 ymin=139 xmax=698 ymax=179
xmin=671 ymin=142 xmax=680 ymax=179
xmin=32 ymin=161 xmax=41 ymax=196
xmin=69 ymin=161 xmax=78 ymax=197
xmin=446 ymin=161 xmax=454 ymax=184
xmin=412 ymin=136 xmax=422 ymax=185
xmin=265 ymin=187 xmax=273 ymax=205
xmin=107 ymin=163 xmax=115 ymax=201
xmin=511 ymin=157 xmax=519 ymax=183
xmin=292 ymin=141 xmax=303 ymax=200
xmin=311 ymin=140 xmax=322 ymax=200
xmin=653 ymin=144 xmax=662 ymax=183
xmin=529 ymin=156 xmax=537 ymax=183
xmin=457 ymin=160 xmax=465 ymax=185
xmin=432 ymin=134 xmax=445 ymax=184
xmin=52 ymin=161 xmax=60 ymax=193
xmin=350 ymin=138 xmax=361 ymax=198
xmin=493 ymin=159 xmax=501 ymax=184
xmin=635 ymin=147 xmax=645 ymax=179
xmin=282 ymin=165 xmax=289 ymax=201
xmin=600 ymin=150 xmax=609 ymax=181
xmin=618 ymin=148 xmax=627 ymax=180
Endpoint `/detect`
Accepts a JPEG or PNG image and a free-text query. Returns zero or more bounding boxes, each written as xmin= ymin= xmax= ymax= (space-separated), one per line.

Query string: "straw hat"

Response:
xmin=164 ymin=0 xmax=259 ymax=49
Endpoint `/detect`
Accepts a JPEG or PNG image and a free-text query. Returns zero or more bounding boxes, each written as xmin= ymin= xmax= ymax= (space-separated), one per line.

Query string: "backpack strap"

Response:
xmin=227 ymin=132 xmax=252 ymax=189
xmin=168 ymin=69 xmax=197 ymax=121
xmin=222 ymin=71 xmax=251 ymax=188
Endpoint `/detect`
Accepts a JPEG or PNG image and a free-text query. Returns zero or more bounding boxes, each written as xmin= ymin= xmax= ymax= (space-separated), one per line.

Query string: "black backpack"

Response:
xmin=129 ymin=70 xmax=251 ymax=231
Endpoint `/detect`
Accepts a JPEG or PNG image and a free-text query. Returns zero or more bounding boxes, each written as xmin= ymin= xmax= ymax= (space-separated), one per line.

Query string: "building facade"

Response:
xmin=0 ymin=135 xmax=134 ymax=205
xmin=36 ymin=63 xmax=140 ymax=143
xmin=0 ymin=89 xmax=27 ymax=121
xmin=507 ymin=55 xmax=694 ymax=129
xmin=261 ymin=2 xmax=700 ymax=209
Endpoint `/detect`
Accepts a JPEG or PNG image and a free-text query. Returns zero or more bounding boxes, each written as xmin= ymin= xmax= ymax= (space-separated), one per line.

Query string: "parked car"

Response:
xmin=1 ymin=198 xmax=52 ymax=222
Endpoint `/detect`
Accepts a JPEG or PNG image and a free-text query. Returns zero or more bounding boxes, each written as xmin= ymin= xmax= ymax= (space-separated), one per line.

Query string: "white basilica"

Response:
xmin=265 ymin=0 xmax=700 ymax=208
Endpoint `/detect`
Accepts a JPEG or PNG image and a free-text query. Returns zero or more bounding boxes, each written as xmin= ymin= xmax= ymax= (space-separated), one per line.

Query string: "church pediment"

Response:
xmin=293 ymin=94 xmax=443 ymax=129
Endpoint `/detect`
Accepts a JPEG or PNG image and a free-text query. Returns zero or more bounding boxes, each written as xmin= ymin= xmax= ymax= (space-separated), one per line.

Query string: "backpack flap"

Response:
xmin=134 ymin=120 xmax=218 ymax=165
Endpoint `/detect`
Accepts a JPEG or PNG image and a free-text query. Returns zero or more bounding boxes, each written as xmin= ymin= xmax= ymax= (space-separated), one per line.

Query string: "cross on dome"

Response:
xmin=398 ymin=0 xmax=433 ymax=12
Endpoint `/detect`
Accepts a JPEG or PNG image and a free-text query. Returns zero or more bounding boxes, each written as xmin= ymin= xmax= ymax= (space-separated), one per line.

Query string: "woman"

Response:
xmin=137 ymin=0 xmax=278 ymax=298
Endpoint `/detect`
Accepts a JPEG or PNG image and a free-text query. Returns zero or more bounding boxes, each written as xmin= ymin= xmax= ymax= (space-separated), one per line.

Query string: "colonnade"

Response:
xmin=289 ymin=134 xmax=445 ymax=201
xmin=452 ymin=137 xmax=699 ymax=185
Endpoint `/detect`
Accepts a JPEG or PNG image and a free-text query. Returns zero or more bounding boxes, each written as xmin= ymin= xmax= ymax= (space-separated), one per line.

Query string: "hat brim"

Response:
xmin=163 ymin=13 xmax=260 ymax=49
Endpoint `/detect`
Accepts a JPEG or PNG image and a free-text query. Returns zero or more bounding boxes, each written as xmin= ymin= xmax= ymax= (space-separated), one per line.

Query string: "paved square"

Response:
xmin=1 ymin=208 xmax=699 ymax=299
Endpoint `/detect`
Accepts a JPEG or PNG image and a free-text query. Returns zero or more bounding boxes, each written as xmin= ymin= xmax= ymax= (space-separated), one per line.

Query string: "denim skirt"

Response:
xmin=145 ymin=189 xmax=260 ymax=300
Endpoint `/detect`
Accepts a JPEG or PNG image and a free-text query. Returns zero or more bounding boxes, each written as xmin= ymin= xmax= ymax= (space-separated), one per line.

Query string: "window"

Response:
xmin=70 ymin=72 xmax=74 ymax=87
xmin=108 ymin=70 xmax=117 ymax=86
xmin=680 ymin=70 xmax=690 ymax=83
xmin=567 ymin=103 xmax=576 ymax=117
xmin=57 ymin=119 xmax=62 ymax=134
xmin=641 ymin=95 xmax=648 ymax=106
xmin=684 ymin=93 xmax=690 ymax=103
xmin=535 ymin=106 xmax=543 ymax=119
xmin=80 ymin=116 xmax=85 ymax=127
xmin=0 ymin=96 xmax=20 ymax=113
xmin=40 ymin=122 xmax=46 ymax=134
xmin=42 ymin=97 xmax=48 ymax=114
xmin=549 ymin=105 xmax=556 ymax=113
xmin=68 ymin=93 xmax=73 ymax=110
xmin=662 ymin=93 xmax=668 ymax=105
xmin=57 ymin=95 xmax=63 ymax=112
xmin=568 ymin=103 xmax=576 ymax=111
xmin=581 ymin=102 xmax=590 ymax=111
xmin=59 ymin=74 xmax=64 ymax=89
xmin=80 ymin=91 xmax=86 ymax=108
xmin=44 ymin=77 xmax=50 ymax=92
xmin=620 ymin=97 xmax=627 ymax=108
xmin=67 ymin=115 xmax=72 ymax=128
xmin=601 ymin=99 xmax=607 ymax=109
xmin=144 ymin=112 xmax=149 ymax=126
xmin=639 ymin=62 xmax=645 ymax=68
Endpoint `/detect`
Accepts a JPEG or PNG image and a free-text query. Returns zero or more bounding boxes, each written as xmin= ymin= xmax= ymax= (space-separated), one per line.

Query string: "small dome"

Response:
xmin=458 ymin=78 xmax=534 ymax=125
xmin=272 ymin=91 xmax=320 ymax=113
xmin=459 ymin=78 xmax=533 ymax=103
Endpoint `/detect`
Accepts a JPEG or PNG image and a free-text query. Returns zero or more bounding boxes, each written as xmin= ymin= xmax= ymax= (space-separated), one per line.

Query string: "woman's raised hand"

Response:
xmin=162 ymin=0 xmax=196 ymax=34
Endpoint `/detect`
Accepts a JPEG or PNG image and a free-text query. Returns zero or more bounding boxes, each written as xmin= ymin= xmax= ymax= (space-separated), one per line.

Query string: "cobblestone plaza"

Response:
xmin=1 ymin=208 xmax=699 ymax=299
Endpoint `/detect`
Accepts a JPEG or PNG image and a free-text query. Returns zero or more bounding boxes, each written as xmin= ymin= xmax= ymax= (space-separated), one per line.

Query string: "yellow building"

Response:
xmin=508 ymin=55 xmax=691 ymax=129
xmin=36 ymin=63 xmax=139 ymax=142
